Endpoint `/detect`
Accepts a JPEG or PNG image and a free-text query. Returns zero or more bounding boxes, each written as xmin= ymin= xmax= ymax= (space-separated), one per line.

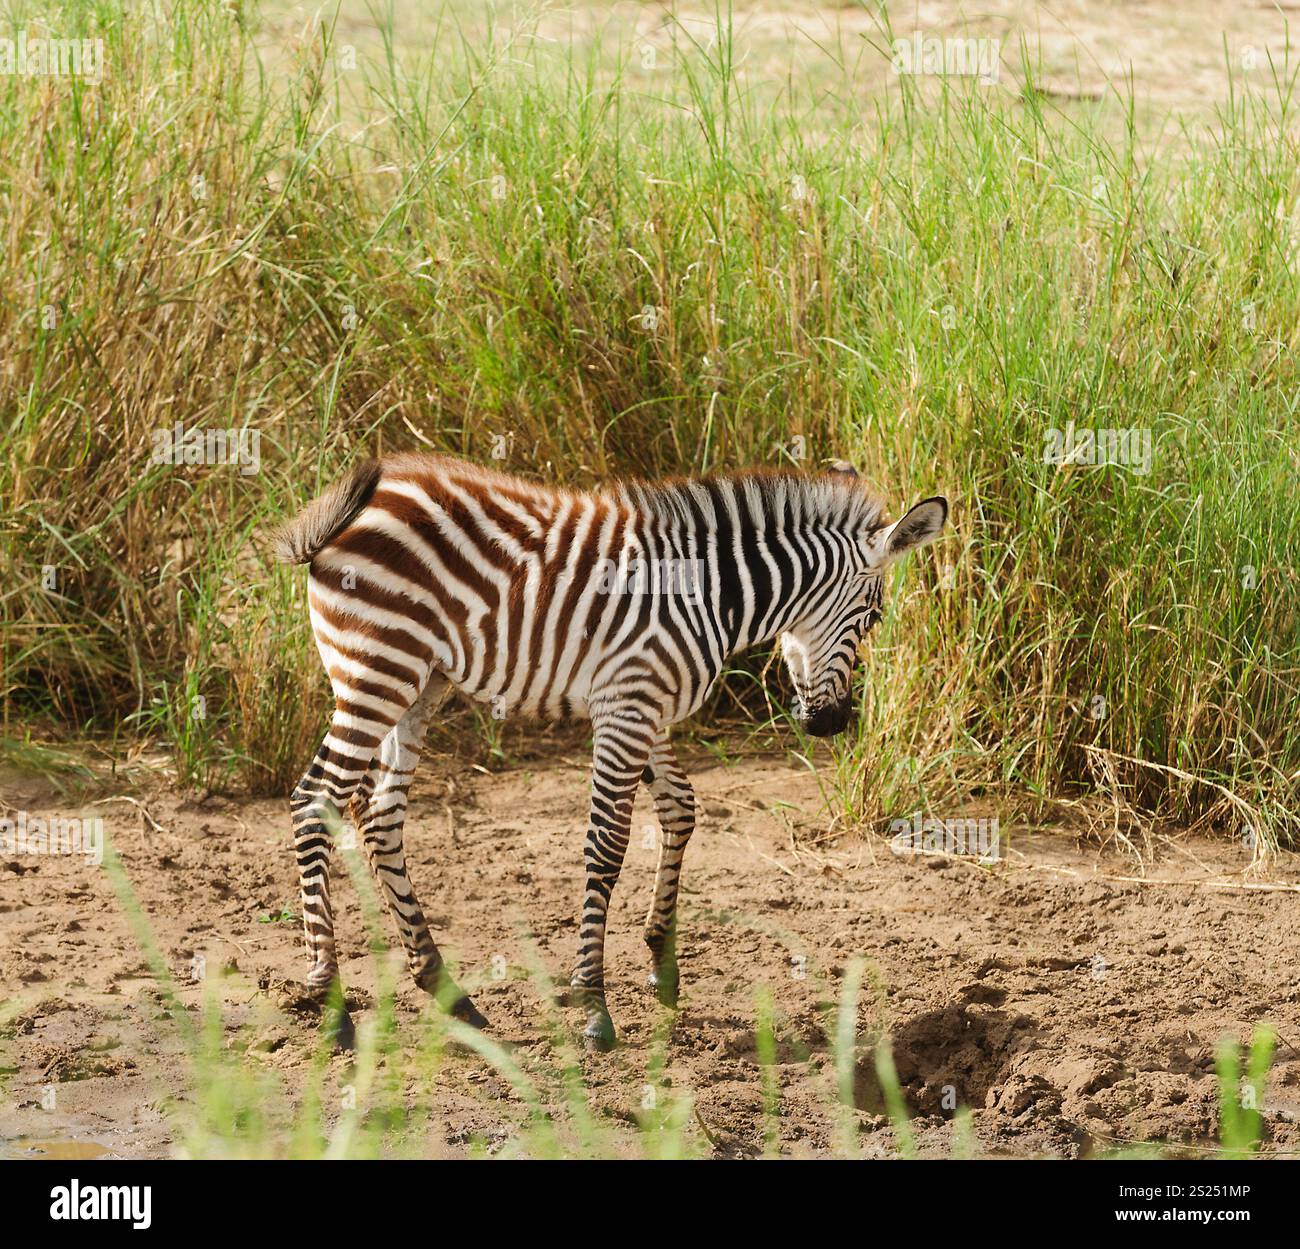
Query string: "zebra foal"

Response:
xmin=274 ymin=454 xmax=946 ymax=1048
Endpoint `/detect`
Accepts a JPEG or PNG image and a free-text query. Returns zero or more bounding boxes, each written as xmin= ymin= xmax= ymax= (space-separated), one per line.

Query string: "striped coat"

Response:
xmin=276 ymin=453 xmax=946 ymax=1048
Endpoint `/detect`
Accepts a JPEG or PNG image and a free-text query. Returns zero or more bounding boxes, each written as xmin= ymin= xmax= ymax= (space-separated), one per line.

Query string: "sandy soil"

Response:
xmin=3 ymin=748 xmax=1299 ymax=1158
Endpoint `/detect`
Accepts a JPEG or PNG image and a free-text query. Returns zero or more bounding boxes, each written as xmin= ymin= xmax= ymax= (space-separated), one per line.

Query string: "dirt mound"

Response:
xmin=863 ymin=1002 xmax=1037 ymax=1115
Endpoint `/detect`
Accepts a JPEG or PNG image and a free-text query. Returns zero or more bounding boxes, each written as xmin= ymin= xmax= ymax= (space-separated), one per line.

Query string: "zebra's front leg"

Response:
xmin=571 ymin=712 xmax=655 ymax=1051
xmin=642 ymin=731 xmax=695 ymax=1008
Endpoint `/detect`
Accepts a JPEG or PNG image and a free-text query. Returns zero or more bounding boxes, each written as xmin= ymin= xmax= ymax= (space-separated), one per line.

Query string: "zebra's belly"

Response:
xmin=439 ymin=665 xmax=594 ymax=724
xmin=429 ymin=617 xmax=714 ymax=727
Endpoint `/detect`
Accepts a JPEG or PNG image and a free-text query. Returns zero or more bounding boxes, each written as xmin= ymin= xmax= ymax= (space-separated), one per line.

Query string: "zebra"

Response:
xmin=274 ymin=453 xmax=947 ymax=1049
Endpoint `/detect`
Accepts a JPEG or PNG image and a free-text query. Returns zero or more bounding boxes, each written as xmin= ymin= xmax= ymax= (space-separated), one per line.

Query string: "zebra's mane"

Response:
xmin=382 ymin=453 xmax=887 ymax=535
xmin=613 ymin=469 xmax=888 ymax=537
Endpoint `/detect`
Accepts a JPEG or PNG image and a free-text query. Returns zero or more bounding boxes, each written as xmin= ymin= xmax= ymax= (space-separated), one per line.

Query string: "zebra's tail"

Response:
xmin=272 ymin=458 xmax=382 ymax=565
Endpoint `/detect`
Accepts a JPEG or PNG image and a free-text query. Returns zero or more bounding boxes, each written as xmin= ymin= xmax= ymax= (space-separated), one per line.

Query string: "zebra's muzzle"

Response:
xmin=796 ymin=700 xmax=853 ymax=738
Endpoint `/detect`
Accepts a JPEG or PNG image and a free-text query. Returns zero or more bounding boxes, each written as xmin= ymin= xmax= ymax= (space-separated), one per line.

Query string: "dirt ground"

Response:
xmin=3 ymin=747 xmax=1299 ymax=1158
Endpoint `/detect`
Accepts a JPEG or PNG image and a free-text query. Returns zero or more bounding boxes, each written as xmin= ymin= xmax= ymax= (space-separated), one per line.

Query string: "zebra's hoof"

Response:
xmin=647 ymin=967 xmax=680 ymax=1009
xmin=450 ymin=994 xmax=489 ymax=1031
xmin=298 ymin=976 xmax=336 ymax=1008
xmin=327 ymin=1007 xmax=356 ymax=1052
xmin=583 ymin=1012 xmax=617 ymax=1053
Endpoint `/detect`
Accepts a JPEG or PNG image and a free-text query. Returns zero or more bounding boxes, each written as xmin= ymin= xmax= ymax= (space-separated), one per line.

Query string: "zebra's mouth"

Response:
xmin=795 ymin=699 xmax=853 ymax=738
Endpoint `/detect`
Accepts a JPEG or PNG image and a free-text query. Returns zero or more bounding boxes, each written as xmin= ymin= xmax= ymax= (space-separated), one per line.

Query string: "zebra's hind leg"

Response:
xmin=570 ymin=710 xmax=656 ymax=1051
xmin=349 ymin=677 xmax=487 ymax=1030
xmin=290 ymin=707 xmax=393 ymax=1045
xmin=642 ymin=731 xmax=696 ymax=1008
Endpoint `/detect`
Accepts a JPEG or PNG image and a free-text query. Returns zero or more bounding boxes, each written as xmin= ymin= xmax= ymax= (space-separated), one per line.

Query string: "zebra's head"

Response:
xmin=781 ymin=485 xmax=948 ymax=738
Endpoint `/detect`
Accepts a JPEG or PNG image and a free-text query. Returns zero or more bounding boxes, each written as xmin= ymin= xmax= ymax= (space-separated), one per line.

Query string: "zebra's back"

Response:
xmin=294 ymin=454 xmax=711 ymax=725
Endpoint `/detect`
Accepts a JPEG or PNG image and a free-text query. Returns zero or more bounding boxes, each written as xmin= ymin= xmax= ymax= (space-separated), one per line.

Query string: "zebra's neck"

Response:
xmin=621 ymin=471 xmax=884 ymax=655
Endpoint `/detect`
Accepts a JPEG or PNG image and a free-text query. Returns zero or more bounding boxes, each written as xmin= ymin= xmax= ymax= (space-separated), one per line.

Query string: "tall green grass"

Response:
xmin=1 ymin=0 xmax=1297 ymax=844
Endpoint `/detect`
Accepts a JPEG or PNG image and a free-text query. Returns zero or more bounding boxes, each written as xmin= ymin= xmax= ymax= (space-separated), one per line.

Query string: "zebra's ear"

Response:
xmin=880 ymin=496 xmax=948 ymax=562
xmin=825 ymin=460 xmax=858 ymax=478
